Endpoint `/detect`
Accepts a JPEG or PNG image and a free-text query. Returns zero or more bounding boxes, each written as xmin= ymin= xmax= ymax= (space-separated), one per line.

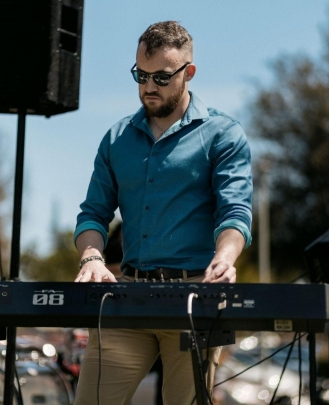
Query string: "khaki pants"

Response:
xmin=74 ymin=276 xmax=221 ymax=405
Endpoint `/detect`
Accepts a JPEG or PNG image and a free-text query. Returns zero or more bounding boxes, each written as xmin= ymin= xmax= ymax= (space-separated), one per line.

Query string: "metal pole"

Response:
xmin=9 ymin=112 xmax=26 ymax=279
xmin=3 ymin=111 xmax=26 ymax=405
xmin=308 ymin=333 xmax=317 ymax=405
xmin=258 ymin=161 xmax=271 ymax=283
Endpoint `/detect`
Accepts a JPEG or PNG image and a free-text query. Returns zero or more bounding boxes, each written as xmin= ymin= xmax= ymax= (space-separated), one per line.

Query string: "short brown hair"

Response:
xmin=138 ymin=21 xmax=193 ymax=57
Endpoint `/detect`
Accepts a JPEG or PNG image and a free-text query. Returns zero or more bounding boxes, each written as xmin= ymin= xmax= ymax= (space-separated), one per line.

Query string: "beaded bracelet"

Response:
xmin=79 ymin=255 xmax=105 ymax=269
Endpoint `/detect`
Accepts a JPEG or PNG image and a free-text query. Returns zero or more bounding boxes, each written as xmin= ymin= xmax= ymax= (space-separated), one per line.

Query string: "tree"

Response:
xmin=0 ymin=133 xmax=12 ymax=279
xmin=20 ymin=229 xmax=79 ymax=281
xmin=247 ymin=13 xmax=329 ymax=279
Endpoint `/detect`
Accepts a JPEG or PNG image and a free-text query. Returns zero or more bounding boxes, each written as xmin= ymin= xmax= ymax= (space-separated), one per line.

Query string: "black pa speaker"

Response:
xmin=304 ymin=229 xmax=329 ymax=283
xmin=0 ymin=0 xmax=84 ymax=117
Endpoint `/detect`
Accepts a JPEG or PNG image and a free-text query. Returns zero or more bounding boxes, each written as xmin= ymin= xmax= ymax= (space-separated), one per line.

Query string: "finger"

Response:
xmin=102 ymin=273 xmax=118 ymax=283
xmin=203 ymin=264 xmax=236 ymax=283
xmin=91 ymin=270 xmax=117 ymax=283
xmin=203 ymin=266 xmax=225 ymax=283
xmin=202 ymin=264 xmax=216 ymax=282
xmin=210 ymin=267 xmax=236 ymax=283
xmin=77 ymin=272 xmax=93 ymax=282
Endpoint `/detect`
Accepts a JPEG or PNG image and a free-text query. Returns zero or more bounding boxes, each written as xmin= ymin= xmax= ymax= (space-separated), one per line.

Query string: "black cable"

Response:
xmin=45 ymin=361 xmax=73 ymax=404
xmin=14 ymin=367 xmax=24 ymax=405
xmin=187 ymin=293 xmax=213 ymax=405
xmin=269 ymin=332 xmax=297 ymax=405
xmin=97 ymin=292 xmax=114 ymax=405
xmin=205 ymin=307 xmax=223 ymax=368
xmin=298 ymin=332 xmax=302 ymax=405
xmin=190 ymin=305 xmax=224 ymax=405
xmin=288 ymin=273 xmax=325 ymax=402
xmin=0 ymin=369 xmax=21 ymax=404
xmin=214 ymin=333 xmax=306 ymax=388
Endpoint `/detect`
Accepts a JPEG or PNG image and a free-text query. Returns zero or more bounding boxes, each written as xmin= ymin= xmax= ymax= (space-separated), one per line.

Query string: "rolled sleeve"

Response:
xmin=211 ymin=120 xmax=253 ymax=248
xmin=73 ymin=130 xmax=119 ymax=247
xmin=73 ymin=220 xmax=109 ymax=247
xmin=214 ymin=219 xmax=252 ymax=248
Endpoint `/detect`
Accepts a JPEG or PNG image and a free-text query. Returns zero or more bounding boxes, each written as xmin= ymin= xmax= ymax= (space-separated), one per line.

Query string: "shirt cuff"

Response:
xmin=74 ymin=221 xmax=108 ymax=247
xmin=214 ymin=219 xmax=252 ymax=248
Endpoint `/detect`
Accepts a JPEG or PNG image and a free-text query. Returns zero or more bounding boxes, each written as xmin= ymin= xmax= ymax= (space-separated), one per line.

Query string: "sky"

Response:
xmin=1 ymin=0 xmax=328 ymax=258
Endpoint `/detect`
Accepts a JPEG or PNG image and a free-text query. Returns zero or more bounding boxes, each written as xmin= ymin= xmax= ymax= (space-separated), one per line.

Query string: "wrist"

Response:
xmin=79 ymin=255 xmax=105 ymax=269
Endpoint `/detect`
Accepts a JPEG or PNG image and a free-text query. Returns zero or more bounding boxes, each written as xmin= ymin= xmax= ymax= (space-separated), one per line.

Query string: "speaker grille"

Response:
xmin=0 ymin=0 xmax=84 ymax=117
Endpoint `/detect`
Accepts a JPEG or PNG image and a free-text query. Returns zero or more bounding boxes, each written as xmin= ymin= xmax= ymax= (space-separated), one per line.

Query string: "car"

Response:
xmin=212 ymin=334 xmax=311 ymax=405
xmin=0 ymin=336 xmax=74 ymax=405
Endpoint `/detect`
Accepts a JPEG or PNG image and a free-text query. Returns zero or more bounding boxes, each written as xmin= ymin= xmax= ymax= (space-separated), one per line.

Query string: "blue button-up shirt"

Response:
xmin=74 ymin=92 xmax=252 ymax=271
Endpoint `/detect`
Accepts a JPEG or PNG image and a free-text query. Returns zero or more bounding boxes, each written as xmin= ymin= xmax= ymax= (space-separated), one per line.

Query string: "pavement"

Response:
xmin=130 ymin=373 xmax=159 ymax=405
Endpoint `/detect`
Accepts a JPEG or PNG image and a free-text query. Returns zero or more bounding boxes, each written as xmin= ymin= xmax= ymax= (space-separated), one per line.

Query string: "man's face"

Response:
xmin=136 ymin=43 xmax=189 ymax=118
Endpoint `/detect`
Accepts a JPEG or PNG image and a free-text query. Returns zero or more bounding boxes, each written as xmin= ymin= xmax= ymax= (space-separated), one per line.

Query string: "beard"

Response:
xmin=140 ymin=80 xmax=185 ymax=118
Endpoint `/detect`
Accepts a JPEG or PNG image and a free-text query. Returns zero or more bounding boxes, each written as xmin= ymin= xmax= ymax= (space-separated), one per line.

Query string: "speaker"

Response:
xmin=304 ymin=229 xmax=329 ymax=283
xmin=0 ymin=0 xmax=84 ymax=117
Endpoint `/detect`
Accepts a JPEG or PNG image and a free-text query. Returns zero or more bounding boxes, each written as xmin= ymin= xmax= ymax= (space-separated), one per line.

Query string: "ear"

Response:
xmin=185 ymin=64 xmax=196 ymax=82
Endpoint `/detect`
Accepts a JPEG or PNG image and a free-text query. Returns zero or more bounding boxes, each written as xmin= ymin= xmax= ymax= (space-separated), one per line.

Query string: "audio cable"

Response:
xmin=97 ymin=292 xmax=114 ymax=405
xmin=187 ymin=292 xmax=214 ymax=405
xmin=269 ymin=332 xmax=297 ymax=404
xmin=214 ymin=333 xmax=307 ymax=394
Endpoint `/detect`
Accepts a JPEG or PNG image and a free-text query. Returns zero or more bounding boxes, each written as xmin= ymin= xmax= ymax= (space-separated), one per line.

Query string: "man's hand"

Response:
xmin=203 ymin=259 xmax=236 ymax=283
xmin=202 ymin=228 xmax=245 ymax=283
xmin=75 ymin=261 xmax=117 ymax=283
xmin=75 ymin=229 xmax=117 ymax=283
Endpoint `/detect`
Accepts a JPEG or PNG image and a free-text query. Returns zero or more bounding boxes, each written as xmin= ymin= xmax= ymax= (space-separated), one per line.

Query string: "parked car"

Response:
xmin=0 ymin=336 xmax=74 ymax=405
xmin=213 ymin=334 xmax=311 ymax=405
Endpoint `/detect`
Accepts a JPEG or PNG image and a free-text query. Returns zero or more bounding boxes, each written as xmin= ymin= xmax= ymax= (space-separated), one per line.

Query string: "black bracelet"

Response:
xmin=79 ymin=255 xmax=105 ymax=269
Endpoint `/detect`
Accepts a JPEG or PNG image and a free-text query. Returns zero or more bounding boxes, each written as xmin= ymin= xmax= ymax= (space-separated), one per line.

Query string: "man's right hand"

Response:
xmin=75 ymin=261 xmax=117 ymax=283
xmin=75 ymin=230 xmax=117 ymax=282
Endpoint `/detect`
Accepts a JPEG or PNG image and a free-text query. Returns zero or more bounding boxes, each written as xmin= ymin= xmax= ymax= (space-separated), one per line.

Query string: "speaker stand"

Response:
xmin=3 ymin=111 xmax=26 ymax=405
xmin=308 ymin=333 xmax=317 ymax=405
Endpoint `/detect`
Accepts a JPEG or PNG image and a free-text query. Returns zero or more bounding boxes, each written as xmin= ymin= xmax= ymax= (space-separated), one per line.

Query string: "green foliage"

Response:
xmin=20 ymin=230 xmax=79 ymax=281
xmin=0 ymin=135 xmax=11 ymax=279
xmin=247 ymin=13 xmax=329 ymax=277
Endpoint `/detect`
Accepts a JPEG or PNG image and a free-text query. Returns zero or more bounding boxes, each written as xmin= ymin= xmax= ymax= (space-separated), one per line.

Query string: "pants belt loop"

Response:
xmin=183 ymin=270 xmax=187 ymax=280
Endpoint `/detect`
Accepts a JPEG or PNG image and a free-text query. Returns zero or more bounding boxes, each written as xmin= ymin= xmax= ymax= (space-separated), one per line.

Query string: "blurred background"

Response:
xmin=1 ymin=0 xmax=329 ymax=404
xmin=0 ymin=0 xmax=328 ymax=284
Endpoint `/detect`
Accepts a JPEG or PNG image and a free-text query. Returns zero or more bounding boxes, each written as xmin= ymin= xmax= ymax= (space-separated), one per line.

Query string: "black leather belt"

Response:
xmin=122 ymin=265 xmax=204 ymax=280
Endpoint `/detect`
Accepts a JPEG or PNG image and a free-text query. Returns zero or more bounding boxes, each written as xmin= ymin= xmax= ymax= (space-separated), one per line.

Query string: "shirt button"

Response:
xmin=142 ymin=234 xmax=147 ymax=238
xmin=148 ymin=178 xmax=153 ymax=183
xmin=145 ymin=206 xmax=150 ymax=210
xmin=152 ymin=152 xmax=157 ymax=156
xmin=141 ymin=263 xmax=146 ymax=267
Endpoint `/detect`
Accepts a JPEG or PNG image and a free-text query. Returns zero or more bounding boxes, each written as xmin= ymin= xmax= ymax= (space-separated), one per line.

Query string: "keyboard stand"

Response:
xmin=180 ymin=329 xmax=235 ymax=405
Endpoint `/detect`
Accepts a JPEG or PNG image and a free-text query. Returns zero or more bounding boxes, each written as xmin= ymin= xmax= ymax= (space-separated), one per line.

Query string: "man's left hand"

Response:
xmin=202 ymin=260 xmax=236 ymax=283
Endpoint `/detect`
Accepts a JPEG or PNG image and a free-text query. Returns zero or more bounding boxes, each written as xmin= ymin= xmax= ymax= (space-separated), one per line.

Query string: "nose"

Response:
xmin=144 ymin=76 xmax=158 ymax=92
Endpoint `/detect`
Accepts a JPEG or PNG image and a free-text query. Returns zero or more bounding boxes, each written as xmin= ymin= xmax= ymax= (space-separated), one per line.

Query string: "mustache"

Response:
xmin=142 ymin=91 xmax=163 ymax=100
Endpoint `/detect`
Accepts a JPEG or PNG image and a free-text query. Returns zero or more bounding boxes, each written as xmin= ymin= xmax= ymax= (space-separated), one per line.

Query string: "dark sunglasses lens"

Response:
xmin=132 ymin=70 xmax=148 ymax=84
xmin=153 ymin=74 xmax=170 ymax=86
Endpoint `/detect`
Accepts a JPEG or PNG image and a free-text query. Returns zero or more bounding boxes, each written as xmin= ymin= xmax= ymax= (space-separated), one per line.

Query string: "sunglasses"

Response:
xmin=130 ymin=62 xmax=191 ymax=86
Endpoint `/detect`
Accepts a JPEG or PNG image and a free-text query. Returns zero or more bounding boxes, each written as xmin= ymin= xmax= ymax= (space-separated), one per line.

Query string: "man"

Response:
xmin=73 ymin=21 xmax=252 ymax=405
